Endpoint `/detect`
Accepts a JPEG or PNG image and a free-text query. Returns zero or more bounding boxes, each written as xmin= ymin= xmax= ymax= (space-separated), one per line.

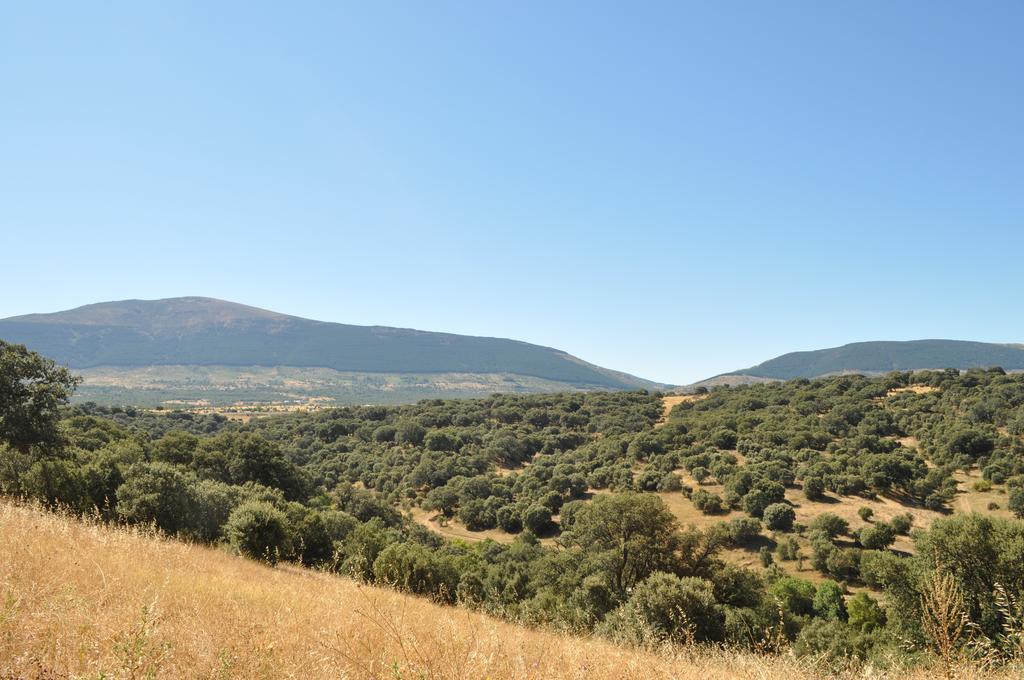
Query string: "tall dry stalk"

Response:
xmin=919 ymin=570 xmax=968 ymax=680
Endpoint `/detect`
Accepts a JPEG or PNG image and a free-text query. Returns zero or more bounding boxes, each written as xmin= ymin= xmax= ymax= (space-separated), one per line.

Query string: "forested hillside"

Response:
xmin=4 ymin=340 xmax=1024 ymax=674
xmin=725 ymin=339 xmax=1024 ymax=380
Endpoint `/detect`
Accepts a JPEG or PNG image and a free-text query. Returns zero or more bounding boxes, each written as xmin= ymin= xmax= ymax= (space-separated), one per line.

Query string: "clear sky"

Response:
xmin=2 ymin=2 xmax=1022 ymax=385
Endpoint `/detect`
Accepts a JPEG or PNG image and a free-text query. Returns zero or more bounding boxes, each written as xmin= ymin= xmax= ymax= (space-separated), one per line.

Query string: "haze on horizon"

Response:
xmin=3 ymin=2 xmax=1022 ymax=385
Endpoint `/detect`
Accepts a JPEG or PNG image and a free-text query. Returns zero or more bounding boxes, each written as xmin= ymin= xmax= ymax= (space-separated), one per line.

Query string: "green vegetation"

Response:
xmin=4 ymin=340 xmax=1024 ymax=671
xmin=727 ymin=339 xmax=1024 ymax=380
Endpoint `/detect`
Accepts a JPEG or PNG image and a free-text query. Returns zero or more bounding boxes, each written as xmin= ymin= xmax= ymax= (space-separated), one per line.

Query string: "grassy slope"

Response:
xmin=2 ymin=501 xmax=992 ymax=680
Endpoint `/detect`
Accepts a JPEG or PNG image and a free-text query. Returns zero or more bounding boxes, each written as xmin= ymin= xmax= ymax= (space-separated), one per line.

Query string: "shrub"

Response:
xmin=742 ymin=481 xmax=786 ymax=518
xmin=762 ymin=503 xmax=796 ymax=532
xmin=813 ymin=580 xmax=847 ymax=621
xmin=857 ymin=507 xmax=874 ymax=522
xmin=691 ymin=489 xmax=725 ymax=515
xmin=1009 ymin=489 xmax=1024 ymax=519
xmin=888 ymin=512 xmax=914 ymax=535
xmin=604 ymin=573 xmax=725 ymax=643
xmin=803 ymin=476 xmax=826 ymax=501
xmin=847 ymin=592 xmax=886 ymax=632
xmin=810 ymin=513 xmax=849 ymax=538
xmin=776 ymin=536 xmax=800 ymax=561
xmin=225 ymin=501 xmax=291 ymax=564
xmin=858 ymin=523 xmax=896 ymax=550
xmin=522 ymin=504 xmax=552 ymax=534
xmin=725 ymin=517 xmax=762 ymax=545
xmin=116 ymin=462 xmax=199 ymax=537
xmin=769 ymin=576 xmax=816 ymax=617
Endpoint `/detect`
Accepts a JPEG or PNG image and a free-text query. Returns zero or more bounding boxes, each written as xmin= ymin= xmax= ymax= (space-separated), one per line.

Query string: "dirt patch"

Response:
xmin=657 ymin=394 xmax=705 ymax=427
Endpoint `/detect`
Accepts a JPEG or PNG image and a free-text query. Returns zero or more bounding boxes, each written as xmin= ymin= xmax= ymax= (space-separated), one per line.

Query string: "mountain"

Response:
xmin=0 ymin=297 xmax=665 ymax=405
xmin=714 ymin=339 xmax=1024 ymax=382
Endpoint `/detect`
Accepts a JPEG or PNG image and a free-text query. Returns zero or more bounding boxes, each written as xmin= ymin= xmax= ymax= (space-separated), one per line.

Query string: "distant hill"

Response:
xmin=714 ymin=339 xmax=1024 ymax=382
xmin=0 ymin=297 xmax=665 ymax=405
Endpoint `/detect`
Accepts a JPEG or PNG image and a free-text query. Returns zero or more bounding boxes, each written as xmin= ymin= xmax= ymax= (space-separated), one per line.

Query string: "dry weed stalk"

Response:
xmin=920 ymin=570 xmax=968 ymax=680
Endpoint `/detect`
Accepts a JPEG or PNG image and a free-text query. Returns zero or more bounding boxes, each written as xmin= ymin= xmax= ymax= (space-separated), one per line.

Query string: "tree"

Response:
xmin=743 ymin=480 xmax=785 ymax=517
xmin=769 ymin=576 xmax=817 ymax=617
xmin=810 ymin=513 xmax=849 ymax=538
xmin=1008 ymin=488 xmax=1024 ymax=519
xmin=859 ymin=523 xmax=896 ymax=550
xmin=561 ymin=493 xmax=679 ymax=596
xmin=813 ymin=580 xmax=847 ymax=621
xmin=691 ymin=489 xmax=725 ymax=515
xmin=762 ymin=503 xmax=796 ymax=532
xmin=803 ymin=476 xmax=826 ymax=501
xmin=0 ymin=341 xmax=80 ymax=455
xmin=116 ymin=462 xmax=199 ymax=536
xmin=847 ymin=592 xmax=886 ymax=632
xmin=522 ymin=504 xmax=552 ymax=535
xmin=225 ymin=501 xmax=291 ymax=564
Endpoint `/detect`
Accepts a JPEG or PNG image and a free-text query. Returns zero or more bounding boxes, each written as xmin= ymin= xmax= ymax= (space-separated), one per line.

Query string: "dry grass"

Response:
xmin=2 ymin=502 xmax=1018 ymax=679
xmin=409 ymin=507 xmax=516 ymax=544
xmin=657 ymin=394 xmax=705 ymax=427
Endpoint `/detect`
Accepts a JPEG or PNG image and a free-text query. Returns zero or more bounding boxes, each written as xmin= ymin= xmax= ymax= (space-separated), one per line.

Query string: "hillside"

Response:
xmin=0 ymin=501 xmax=861 ymax=680
xmin=720 ymin=339 xmax=1024 ymax=381
xmin=0 ymin=297 xmax=665 ymax=404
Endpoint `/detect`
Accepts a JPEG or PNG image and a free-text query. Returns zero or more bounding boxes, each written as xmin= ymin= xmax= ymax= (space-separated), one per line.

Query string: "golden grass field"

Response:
xmin=1 ymin=501 xmax=1016 ymax=680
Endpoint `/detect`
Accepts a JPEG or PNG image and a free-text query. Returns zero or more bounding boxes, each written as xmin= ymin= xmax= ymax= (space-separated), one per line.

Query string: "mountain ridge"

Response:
xmin=712 ymin=339 xmax=1024 ymax=382
xmin=0 ymin=297 xmax=665 ymax=395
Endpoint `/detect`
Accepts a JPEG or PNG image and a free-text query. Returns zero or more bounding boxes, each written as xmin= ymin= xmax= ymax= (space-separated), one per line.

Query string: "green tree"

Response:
xmin=116 ymin=462 xmax=199 ymax=536
xmin=847 ymin=592 xmax=886 ymax=632
xmin=769 ymin=576 xmax=817 ymax=617
xmin=762 ymin=503 xmax=796 ymax=532
xmin=225 ymin=501 xmax=292 ymax=564
xmin=522 ymin=504 xmax=552 ymax=535
xmin=813 ymin=580 xmax=847 ymax=621
xmin=561 ymin=493 xmax=680 ymax=596
xmin=372 ymin=542 xmax=459 ymax=603
xmin=859 ymin=523 xmax=896 ymax=550
xmin=810 ymin=513 xmax=849 ymax=538
xmin=0 ymin=341 xmax=80 ymax=455
xmin=803 ymin=476 xmax=826 ymax=500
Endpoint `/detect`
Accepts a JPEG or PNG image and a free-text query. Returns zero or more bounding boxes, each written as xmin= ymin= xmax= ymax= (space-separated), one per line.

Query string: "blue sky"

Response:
xmin=2 ymin=2 xmax=1022 ymax=384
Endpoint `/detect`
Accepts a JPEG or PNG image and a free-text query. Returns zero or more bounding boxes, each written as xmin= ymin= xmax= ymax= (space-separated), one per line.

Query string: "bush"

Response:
xmin=522 ymin=504 xmax=552 ymax=534
xmin=691 ymin=489 xmax=725 ymax=515
xmin=225 ymin=501 xmax=291 ymax=564
xmin=857 ymin=507 xmax=874 ymax=522
xmin=1009 ymin=489 xmax=1024 ymax=519
xmin=724 ymin=517 xmax=762 ymax=545
xmin=116 ymin=462 xmax=199 ymax=537
xmin=742 ymin=481 xmax=786 ymax=518
xmin=496 ymin=505 xmax=523 ymax=533
xmin=888 ymin=512 xmax=914 ymax=535
xmin=762 ymin=503 xmax=796 ymax=532
xmin=769 ymin=576 xmax=816 ymax=617
xmin=810 ymin=513 xmax=849 ymax=538
xmin=776 ymin=536 xmax=800 ymax=561
xmin=604 ymin=573 xmax=725 ymax=643
xmin=847 ymin=592 xmax=886 ymax=632
xmin=813 ymin=580 xmax=847 ymax=621
xmin=858 ymin=523 xmax=896 ymax=550
xmin=803 ymin=476 xmax=826 ymax=501
xmin=372 ymin=542 xmax=458 ymax=603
